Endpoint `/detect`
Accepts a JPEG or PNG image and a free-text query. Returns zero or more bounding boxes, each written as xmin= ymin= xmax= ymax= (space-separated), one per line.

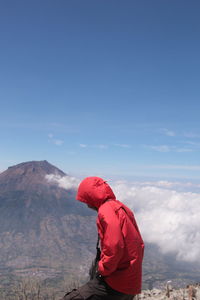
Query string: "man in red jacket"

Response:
xmin=61 ymin=177 xmax=144 ymax=300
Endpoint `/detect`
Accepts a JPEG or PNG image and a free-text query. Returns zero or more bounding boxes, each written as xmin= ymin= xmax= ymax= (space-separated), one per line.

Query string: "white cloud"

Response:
xmin=94 ymin=144 xmax=108 ymax=149
xmin=48 ymin=134 xmax=64 ymax=146
xmin=147 ymin=145 xmax=193 ymax=153
xmin=111 ymin=181 xmax=200 ymax=263
xmin=79 ymin=144 xmax=108 ymax=149
xmin=150 ymin=164 xmax=200 ymax=171
xmin=149 ymin=145 xmax=171 ymax=152
xmin=118 ymin=180 xmax=200 ymax=192
xmin=185 ymin=141 xmax=200 ymax=146
xmin=54 ymin=139 xmax=64 ymax=146
xmin=79 ymin=143 xmax=131 ymax=150
xmin=114 ymin=144 xmax=131 ymax=148
xmin=183 ymin=132 xmax=200 ymax=138
xmin=161 ymin=128 xmax=176 ymax=137
xmin=45 ymin=174 xmax=80 ymax=190
xmin=176 ymin=147 xmax=193 ymax=153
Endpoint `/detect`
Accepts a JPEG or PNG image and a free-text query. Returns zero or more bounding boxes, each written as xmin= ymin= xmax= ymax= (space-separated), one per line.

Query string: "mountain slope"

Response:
xmin=0 ymin=161 xmax=96 ymax=286
xmin=0 ymin=160 xmax=93 ymax=233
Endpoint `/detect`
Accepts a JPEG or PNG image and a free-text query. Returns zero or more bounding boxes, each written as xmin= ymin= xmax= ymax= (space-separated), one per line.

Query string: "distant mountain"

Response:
xmin=0 ymin=160 xmax=66 ymax=191
xmin=0 ymin=161 xmax=96 ymax=287
xmin=0 ymin=160 xmax=94 ymax=232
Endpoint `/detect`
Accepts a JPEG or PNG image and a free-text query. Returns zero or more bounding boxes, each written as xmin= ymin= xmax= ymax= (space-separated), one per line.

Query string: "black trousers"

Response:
xmin=61 ymin=275 xmax=134 ymax=300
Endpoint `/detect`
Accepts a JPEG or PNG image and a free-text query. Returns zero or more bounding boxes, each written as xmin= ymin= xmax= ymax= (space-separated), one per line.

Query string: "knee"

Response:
xmin=61 ymin=289 xmax=84 ymax=300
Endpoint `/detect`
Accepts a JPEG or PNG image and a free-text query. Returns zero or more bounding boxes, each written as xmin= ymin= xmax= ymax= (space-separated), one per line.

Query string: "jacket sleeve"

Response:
xmin=97 ymin=209 xmax=124 ymax=277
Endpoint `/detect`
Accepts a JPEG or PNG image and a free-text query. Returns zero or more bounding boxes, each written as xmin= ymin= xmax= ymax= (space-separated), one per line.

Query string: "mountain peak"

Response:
xmin=0 ymin=160 xmax=66 ymax=191
xmin=7 ymin=160 xmax=65 ymax=175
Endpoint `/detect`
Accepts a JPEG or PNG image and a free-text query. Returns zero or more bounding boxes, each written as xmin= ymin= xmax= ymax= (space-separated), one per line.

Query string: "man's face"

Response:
xmin=87 ymin=204 xmax=98 ymax=211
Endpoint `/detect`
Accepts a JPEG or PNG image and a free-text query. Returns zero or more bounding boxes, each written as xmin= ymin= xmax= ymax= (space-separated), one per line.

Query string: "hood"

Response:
xmin=76 ymin=177 xmax=116 ymax=209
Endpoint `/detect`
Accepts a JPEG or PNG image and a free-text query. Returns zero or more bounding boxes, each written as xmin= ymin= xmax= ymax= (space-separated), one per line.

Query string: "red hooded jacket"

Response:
xmin=76 ymin=177 xmax=144 ymax=295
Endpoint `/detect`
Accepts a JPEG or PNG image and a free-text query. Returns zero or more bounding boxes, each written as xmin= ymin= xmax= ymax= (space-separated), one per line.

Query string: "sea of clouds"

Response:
xmin=46 ymin=174 xmax=200 ymax=263
xmin=112 ymin=180 xmax=200 ymax=263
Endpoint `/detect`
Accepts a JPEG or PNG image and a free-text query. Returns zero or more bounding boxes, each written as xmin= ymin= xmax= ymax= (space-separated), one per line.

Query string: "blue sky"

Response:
xmin=1 ymin=0 xmax=200 ymax=180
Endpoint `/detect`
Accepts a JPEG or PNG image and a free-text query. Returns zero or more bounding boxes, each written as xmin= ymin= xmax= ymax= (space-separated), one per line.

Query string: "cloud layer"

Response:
xmin=112 ymin=181 xmax=200 ymax=263
xmin=45 ymin=174 xmax=200 ymax=263
xmin=45 ymin=174 xmax=79 ymax=190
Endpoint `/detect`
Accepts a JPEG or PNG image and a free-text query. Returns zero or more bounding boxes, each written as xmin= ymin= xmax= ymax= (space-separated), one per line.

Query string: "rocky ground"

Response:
xmin=137 ymin=283 xmax=200 ymax=300
xmin=1 ymin=279 xmax=200 ymax=300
